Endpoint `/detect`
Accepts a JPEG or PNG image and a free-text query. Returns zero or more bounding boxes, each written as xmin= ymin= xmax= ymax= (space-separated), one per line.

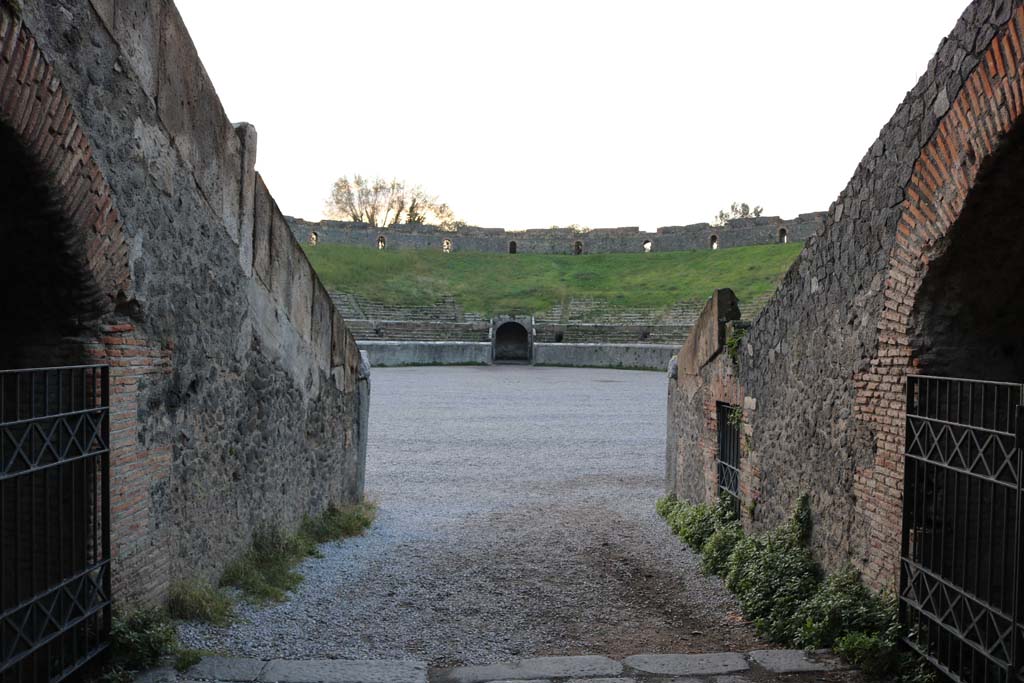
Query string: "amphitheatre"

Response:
xmin=0 ymin=1 xmax=1021 ymax=683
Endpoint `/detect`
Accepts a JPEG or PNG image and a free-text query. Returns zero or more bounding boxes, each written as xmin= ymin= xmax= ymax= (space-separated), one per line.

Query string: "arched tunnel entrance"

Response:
xmin=0 ymin=118 xmax=117 ymax=677
xmin=900 ymin=118 xmax=1024 ymax=682
xmin=912 ymin=120 xmax=1024 ymax=381
xmin=493 ymin=322 xmax=530 ymax=362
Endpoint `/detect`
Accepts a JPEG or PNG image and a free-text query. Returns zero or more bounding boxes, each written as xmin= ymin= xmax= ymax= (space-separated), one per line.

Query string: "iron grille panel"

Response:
xmin=716 ymin=402 xmax=741 ymax=516
xmin=901 ymin=375 xmax=1023 ymax=683
xmin=0 ymin=366 xmax=111 ymax=682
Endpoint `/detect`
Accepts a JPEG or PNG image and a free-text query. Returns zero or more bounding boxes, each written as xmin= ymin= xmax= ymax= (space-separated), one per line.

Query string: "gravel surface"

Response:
xmin=181 ymin=365 xmax=768 ymax=665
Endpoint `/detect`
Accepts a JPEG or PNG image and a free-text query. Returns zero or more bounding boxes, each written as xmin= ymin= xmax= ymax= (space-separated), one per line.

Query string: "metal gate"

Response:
xmin=901 ymin=375 xmax=1024 ymax=683
xmin=716 ymin=402 xmax=741 ymax=516
xmin=0 ymin=366 xmax=112 ymax=682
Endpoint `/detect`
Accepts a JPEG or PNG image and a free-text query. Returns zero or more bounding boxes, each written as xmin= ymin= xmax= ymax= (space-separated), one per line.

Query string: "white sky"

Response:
xmin=175 ymin=1 xmax=971 ymax=231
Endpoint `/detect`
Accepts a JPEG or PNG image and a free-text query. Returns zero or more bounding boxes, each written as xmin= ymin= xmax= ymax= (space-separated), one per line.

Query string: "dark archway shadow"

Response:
xmin=912 ymin=119 xmax=1024 ymax=382
xmin=494 ymin=322 xmax=530 ymax=362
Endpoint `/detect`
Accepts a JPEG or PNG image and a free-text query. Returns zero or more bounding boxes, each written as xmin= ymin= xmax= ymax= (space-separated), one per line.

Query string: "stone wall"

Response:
xmin=359 ymin=341 xmax=492 ymax=366
xmin=289 ymin=213 xmax=825 ymax=255
xmin=4 ymin=1 xmax=367 ymax=603
xmin=666 ymin=0 xmax=1024 ymax=592
xmin=534 ymin=343 xmax=676 ymax=371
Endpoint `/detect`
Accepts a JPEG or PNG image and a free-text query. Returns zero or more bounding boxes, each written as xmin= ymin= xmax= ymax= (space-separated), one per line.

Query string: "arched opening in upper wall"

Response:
xmin=710 ymin=235 xmax=719 ymax=250
xmin=509 ymin=241 xmax=517 ymax=254
xmin=643 ymin=240 xmax=652 ymax=253
xmin=573 ymin=241 xmax=583 ymax=255
xmin=911 ymin=119 xmax=1024 ymax=382
xmin=442 ymin=238 xmax=452 ymax=254
xmin=377 ymin=235 xmax=386 ymax=250
xmin=494 ymin=322 xmax=530 ymax=362
xmin=778 ymin=228 xmax=787 ymax=244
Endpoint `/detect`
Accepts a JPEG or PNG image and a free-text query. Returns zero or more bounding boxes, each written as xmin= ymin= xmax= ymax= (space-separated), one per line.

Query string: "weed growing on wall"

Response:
xmin=221 ymin=501 xmax=376 ymax=603
xmin=654 ymin=494 xmax=936 ymax=682
xmin=725 ymin=325 xmax=748 ymax=365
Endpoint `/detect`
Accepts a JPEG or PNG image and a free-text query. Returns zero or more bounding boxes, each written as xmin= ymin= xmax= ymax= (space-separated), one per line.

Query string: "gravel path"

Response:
xmin=181 ymin=365 xmax=768 ymax=666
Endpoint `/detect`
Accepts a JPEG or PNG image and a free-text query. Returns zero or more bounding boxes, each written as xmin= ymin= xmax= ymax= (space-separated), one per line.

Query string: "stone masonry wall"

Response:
xmin=9 ymin=1 xmax=368 ymax=603
xmin=666 ymin=0 xmax=1024 ymax=592
xmin=289 ymin=213 xmax=825 ymax=255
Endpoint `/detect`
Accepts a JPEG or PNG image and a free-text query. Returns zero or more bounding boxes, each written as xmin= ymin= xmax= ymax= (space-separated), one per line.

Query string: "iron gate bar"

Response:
xmin=715 ymin=402 xmax=741 ymax=515
xmin=0 ymin=365 xmax=111 ymax=682
xmin=901 ymin=374 xmax=1023 ymax=683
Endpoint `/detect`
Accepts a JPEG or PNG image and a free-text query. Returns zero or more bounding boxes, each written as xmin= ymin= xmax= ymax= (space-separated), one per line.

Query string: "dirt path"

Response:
xmin=181 ymin=366 xmax=769 ymax=666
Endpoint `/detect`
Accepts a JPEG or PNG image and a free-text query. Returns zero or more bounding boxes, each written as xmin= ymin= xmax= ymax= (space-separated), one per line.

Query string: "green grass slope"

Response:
xmin=303 ymin=242 xmax=804 ymax=317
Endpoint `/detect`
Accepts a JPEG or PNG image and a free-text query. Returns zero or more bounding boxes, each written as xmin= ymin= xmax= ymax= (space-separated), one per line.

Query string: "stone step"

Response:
xmin=143 ymin=650 xmax=856 ymax=683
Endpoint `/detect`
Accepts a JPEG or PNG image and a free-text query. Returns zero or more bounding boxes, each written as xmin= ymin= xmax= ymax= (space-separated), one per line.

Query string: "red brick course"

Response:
xmin=854 ymin=10 xmax=1024 ymax=591
xmin=0 ymin=7 xmax=131 ymax=315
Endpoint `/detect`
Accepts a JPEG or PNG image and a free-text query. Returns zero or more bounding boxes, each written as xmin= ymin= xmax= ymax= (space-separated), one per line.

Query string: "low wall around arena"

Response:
xmin=359 ymin=340 xmax=676 ymax=370
xmin=534 ymin=343 xmax=676 ymax=371
xmin=360 ymin=341 xmax=492 ymax=366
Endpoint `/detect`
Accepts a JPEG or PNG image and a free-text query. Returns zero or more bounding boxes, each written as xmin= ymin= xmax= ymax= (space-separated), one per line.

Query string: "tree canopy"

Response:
xmin=713 ymin=202 xmax=764 ymax=226
xmin=326 ymin=176 xmax=458 ymax=228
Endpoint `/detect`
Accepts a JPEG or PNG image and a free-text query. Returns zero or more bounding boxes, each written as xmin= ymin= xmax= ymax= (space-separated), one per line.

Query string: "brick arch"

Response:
xmin=854 ymin=7 xmax=1024 ymax=589
xmin=0 ymin=8 xmax=131 ymax=316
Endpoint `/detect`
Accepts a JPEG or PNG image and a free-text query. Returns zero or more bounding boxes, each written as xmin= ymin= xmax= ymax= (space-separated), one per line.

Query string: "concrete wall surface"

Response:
xmin=360 ymin=341 xmax=492 ymax=366
xmin=534 ymin=343 xmax=676 ymax=371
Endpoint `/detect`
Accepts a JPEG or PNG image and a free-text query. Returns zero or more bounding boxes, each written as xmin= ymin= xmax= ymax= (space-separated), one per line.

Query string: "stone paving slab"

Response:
xmin=747 ymin=649 xmax=844 ymax=673
xmin=622 ymin=653 xmax=749 ymax=676
xmin=439 ymin=655 xmax=623 ymax=682
xmin=148 ymin=650 xmax=855 ymax=683
xmin=187 ymin=657 xmax=267 ymax=681
xmin=259 ymin=659 xmax=428 ymax=683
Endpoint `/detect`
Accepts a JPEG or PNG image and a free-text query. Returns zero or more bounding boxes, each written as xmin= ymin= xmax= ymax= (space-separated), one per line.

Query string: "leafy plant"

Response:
xmin=724 ymin=529 xmax=821 ymax=642
xmin=656 ymin=494 xmax=679 ymax=518
xmin=108 ymin=607 xmax=177 ymax=670
xmin=793 ymin=566 xmax=894 ymax=649
xmin=726 ymin=326 xmax=748 ymax=365
xmin=655 ymin=491 xmax=936 ymax=681
xmin=700 ymin=520 xmax=744 ymax=577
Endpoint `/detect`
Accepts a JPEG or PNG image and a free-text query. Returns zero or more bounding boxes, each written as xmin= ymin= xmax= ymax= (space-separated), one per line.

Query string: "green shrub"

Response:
xmin=655 ymin=494 xmax=678 ymax=518
xmin=834 ymin=629 xmax=903 ymax=678
xmin=724 ymin=497 xmax=821 ymax=643
xmin=678 ymin=502 xmax=718 ymax=548
xmin=667 ymin=494 xmax=737 ymax=550
xmin=792 ymin=566 xmax=894 ymax=649
xmin=109 ymin=607 xmax=177 ymax=670
xmin=700 ymin=520 xmax=744 ymax=577
xmin=167 ymin=580 xmax=234 ymax=626
xmin=654 ymin=492 xmax=935 ymax=680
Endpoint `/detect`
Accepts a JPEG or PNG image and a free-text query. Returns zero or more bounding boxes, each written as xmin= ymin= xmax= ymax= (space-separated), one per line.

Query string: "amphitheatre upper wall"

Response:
xmin=288 ymin=212 xmax=826 ymax=254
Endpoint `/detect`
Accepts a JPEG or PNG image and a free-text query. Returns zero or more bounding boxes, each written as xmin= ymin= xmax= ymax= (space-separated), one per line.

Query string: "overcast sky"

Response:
xmin=175 ymin=1 xmax=970 ymax=231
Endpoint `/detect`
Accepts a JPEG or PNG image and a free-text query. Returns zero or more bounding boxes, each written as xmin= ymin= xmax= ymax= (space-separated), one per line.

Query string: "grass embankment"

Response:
xmin=303 ymin=242 xmax=803 ymax=316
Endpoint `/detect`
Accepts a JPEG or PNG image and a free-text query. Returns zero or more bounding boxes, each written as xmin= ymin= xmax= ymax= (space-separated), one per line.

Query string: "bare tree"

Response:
xmin=326 ymin=176 xmax=460 ymax=228
xmin=712 ymin=202 xmax=763 ymax=227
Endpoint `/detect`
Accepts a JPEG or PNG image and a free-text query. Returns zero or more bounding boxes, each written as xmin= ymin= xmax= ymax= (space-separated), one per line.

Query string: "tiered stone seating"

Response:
xmin=330 ymin=291 xmax=773 ymax=345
